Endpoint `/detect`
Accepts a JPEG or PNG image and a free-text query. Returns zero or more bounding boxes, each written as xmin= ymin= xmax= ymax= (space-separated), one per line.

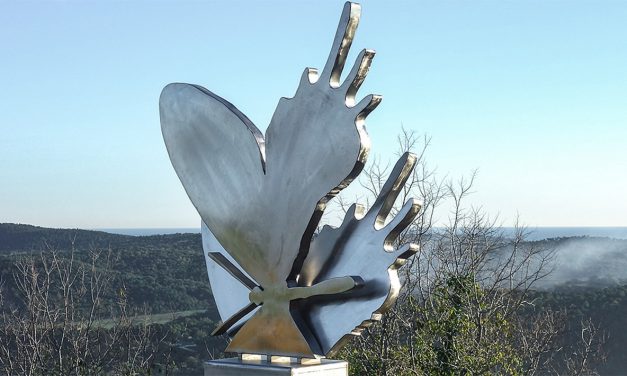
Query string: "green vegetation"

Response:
xmin=0 ymin=223 xmax=213 ymax=314
xmin=411 ymin=274 xmax=522 ymax=375
xmin=528 ymin=284 xmax=627 ymax=375
xmin=342 ymin=274 xmax=523 ymax=376
xmin=0 ymin=223 xmax=222 ymax=375
xmin=1 ymin=223 xmax=625 ymax=375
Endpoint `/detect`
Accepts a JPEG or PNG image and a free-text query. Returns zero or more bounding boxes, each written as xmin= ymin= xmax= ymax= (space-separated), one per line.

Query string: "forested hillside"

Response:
xmin=529 ymin=284 xmax=627 ymax=375
xmin=0 ymin=223 xmax=128 ymax=253
xmin=2 ymin=223 xmax=627 ymax=375
xmin=0 ymin=223 xmax=226 ymax=375
xmin=0 ymin=223 xmax=213 ymax=313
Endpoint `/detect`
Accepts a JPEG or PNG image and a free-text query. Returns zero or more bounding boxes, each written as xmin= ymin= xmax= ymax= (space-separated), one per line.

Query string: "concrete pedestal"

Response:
xmin=204 ymin=357 xmax=348 ymax=376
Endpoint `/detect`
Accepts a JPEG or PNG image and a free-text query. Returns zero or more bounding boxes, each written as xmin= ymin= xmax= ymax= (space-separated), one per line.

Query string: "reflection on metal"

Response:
xmin=160 ymin=1 xmax=420 ymax=360
xmin=207 ymin=252 xmax=257 ymax=290
xmin=201 ymin=223 xmax=257 ymax=335
xmin=300 ymin=152 xmax=421 ymax=356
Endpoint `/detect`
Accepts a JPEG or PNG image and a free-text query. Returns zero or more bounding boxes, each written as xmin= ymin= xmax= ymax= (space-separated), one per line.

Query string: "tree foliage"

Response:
xmin=0 ymin=248 xmax=164 ymax=375
xmin=335 ymin=130 xmax=605 ymax=375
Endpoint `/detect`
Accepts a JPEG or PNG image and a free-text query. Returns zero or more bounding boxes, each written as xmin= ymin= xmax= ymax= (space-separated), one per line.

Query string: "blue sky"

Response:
xmin=1 ymin=1 xmax=626 ymax=228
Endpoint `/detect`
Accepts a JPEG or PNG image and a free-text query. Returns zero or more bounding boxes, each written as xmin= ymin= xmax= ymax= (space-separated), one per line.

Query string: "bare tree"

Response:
xmin=563 ymin=318 xmax=607 ymax=376
xmin=0 ymin=244 xmax=165 ymax=376
xmin=337 ymin=129 xmax=603 ymax=375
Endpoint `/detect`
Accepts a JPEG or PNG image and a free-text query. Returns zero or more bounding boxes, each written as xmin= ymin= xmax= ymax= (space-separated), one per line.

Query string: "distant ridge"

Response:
xmin=0 ymin=223 xmax=202 ymax=253
xmin=0 ymin=223 xmax=132 ymax=253
xmin=99 ymin=228 xmax=200 ymax=236
xmin=0 ymin=223 xmax=213 ymax=321
xmin=100 ymin=226 xmax=627 ymax=239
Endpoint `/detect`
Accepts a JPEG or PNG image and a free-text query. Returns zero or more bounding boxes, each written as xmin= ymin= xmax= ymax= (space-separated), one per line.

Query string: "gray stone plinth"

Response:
xmin=204 ymin=357 xmax=348 ymax=376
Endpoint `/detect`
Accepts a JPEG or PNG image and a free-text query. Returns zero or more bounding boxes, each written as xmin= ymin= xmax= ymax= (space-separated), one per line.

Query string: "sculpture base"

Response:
xmin=204 ymin=357 xmax=348 ymax=376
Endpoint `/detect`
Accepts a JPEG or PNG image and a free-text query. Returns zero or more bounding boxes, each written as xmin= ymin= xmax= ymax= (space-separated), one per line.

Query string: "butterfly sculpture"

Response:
xmin=160 ymin=2 xmax=420 ymax=359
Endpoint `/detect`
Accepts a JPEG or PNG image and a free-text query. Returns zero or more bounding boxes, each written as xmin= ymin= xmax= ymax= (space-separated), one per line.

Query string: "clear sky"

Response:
xmin=1 ymin=1 xmax=626 ymax=229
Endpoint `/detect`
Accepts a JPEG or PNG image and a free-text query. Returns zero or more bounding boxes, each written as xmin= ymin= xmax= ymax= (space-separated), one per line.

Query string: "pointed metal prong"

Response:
xmin=299 ymin=67 xmax=319 ymax=86
xmin=353 ymin=93 xmax=382 ymax=124
xmin=387 ymin=243 xmax=419 ymax=269
xmin=343 ymin=49 xmax=375 ymax=106
xmin=207 ymin=252 xmax=258 ymax=290
xmin=383 ymin=198 xmax=421 ymax=250
xmin=321 ymin=2 xmax=361 ymax=87
xmin=372 ymin=152 xmax=417 ymax=229
xmin=211 ymin=302 xmax=258 ymax=336
xmin=344 ymin=203 xmax=366 ymax=225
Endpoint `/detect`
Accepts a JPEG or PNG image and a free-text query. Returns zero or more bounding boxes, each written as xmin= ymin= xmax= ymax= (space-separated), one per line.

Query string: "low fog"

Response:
xmin=532 ymin=237 xmax=627 ymax=289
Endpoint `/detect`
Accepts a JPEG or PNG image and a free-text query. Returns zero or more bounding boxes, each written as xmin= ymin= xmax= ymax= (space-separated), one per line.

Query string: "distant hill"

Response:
xmin=0 ymin=223 xmax=214 ymax=314
xmin=0 ymin=223 xmax=206 ymax=254
xmin=2 ymin=223 xmax=627 ymax=373
xmin=0 ymin=223 xmax=131 ymax=253
xmin=0 ymin=223 xmax=224 ymax=375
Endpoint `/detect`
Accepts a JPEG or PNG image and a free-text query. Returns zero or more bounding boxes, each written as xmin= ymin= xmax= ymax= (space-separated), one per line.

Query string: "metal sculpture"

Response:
xmin=160 ymin=2 xmax=420 ymax=360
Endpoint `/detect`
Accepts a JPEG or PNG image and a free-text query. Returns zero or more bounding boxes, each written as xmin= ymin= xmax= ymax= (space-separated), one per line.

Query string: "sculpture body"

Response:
xmin=160 ymin=2 xmax=421 ymax=359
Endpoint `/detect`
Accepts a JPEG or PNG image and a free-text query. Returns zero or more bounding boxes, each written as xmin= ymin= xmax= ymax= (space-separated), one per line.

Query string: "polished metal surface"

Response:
xmin=161 ymin=1 xmax=419 ymax=359
xmin=161 ymin=0 xmax=374 ymax=289
xmin=202 ymin=222 xmax=258 ymax=334
xmin=299 ymin=152 xmax=420 ymax=356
